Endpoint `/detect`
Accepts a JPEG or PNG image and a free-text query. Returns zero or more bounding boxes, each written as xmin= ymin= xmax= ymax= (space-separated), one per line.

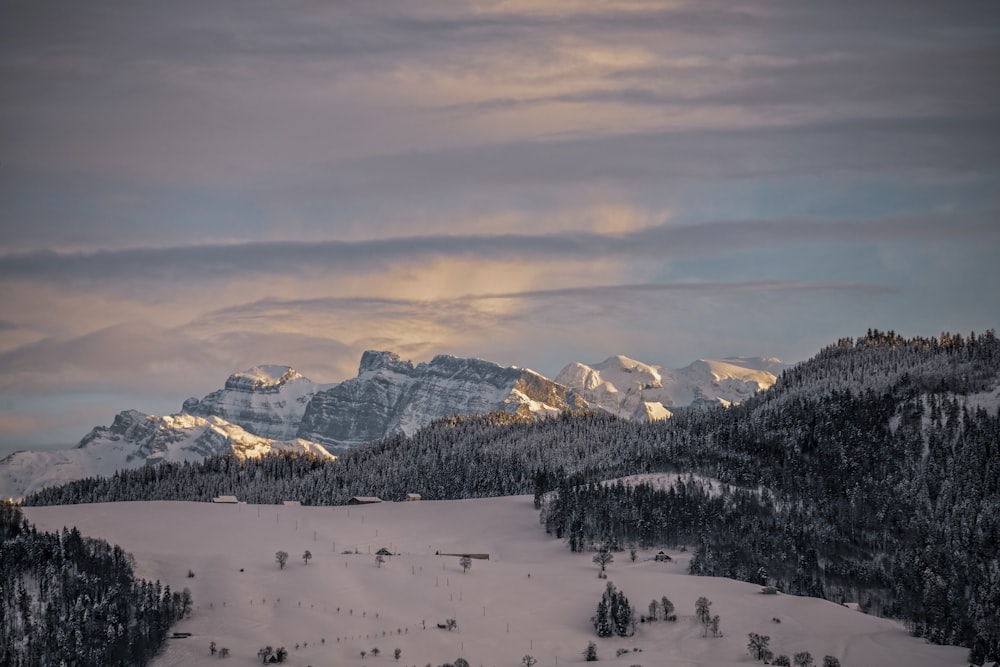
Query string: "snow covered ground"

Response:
xmin=24 ymin=497 xmax=969 ymax=667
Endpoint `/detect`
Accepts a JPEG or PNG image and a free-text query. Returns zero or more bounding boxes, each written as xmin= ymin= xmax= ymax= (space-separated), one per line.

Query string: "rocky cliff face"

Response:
xmin=296 ymin=351 xmax=587 ymax=448
xmin=182 ymin=365 xmax=333 ymax=440
xmin=556 ymin=355 xmax=782 ymax=421
xmin=0 ymin=410 xmax=334 ymax=498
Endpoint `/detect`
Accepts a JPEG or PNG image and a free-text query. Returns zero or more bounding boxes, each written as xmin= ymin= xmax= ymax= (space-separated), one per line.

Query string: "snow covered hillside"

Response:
xmin=0 ymin=410 xmax=333 ymax=498
xmin=23 ymin=497 xmax=970 ymax=667
xmin=556 ymin=355 xmax=784 ymax=420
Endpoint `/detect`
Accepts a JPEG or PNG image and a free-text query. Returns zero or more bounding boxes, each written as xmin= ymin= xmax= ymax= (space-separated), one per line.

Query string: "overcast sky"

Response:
xmin=2 ymin=0 xmax=998 ymax=451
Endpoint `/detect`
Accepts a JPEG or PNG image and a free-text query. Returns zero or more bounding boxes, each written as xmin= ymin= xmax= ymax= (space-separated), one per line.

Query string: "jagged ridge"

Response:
xmin=556 ymin=354 xmax=782 ymax=421
xmin=0 ymin=410 xmax=333 ymax=498
xmin=296 ymin=351 xmax=587 ymax=448
xmin=182 ymin=364 xmax=334 ymax=440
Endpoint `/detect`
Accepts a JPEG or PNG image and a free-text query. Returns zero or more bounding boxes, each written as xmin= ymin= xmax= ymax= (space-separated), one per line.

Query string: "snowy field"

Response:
xmin=25 ymin=497 xmax=969 ymax=667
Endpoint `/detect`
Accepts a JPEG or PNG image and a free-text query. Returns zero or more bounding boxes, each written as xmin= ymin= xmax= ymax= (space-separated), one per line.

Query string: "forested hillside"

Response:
xmin=0 ymin=502 xmax=188 ymax=666
xmin=23 ymin=330 xmax=1000 ymax=662
xmin=543 ymin=330 xmax=1000 ymax=663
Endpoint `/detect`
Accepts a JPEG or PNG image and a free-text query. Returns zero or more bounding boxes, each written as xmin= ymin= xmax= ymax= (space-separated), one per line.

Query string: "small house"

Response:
xmin=376 ymin=547 xmax=393 ymax=556
xmin=348 ymin=496 xmax=383 ymax=505
xmin=212 ymin=495 xmax=239 ymax=504
xmin=761 ymin=586 xmax=779 ymax=595
xmin=406 ymin=493 xmax=422 ymax=501
xmin=654 ymin=551 xmax=672 ymax=562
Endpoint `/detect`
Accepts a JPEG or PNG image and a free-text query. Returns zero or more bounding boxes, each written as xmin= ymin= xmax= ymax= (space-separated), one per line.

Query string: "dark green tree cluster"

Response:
xmin=593 ymin=581 xmax=634 ymax=637
xmin=0 ymin=502 xmax=187 ymax=666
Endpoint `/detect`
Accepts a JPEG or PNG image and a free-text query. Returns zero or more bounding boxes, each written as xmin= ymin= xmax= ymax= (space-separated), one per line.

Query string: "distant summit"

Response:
xmin=296 ymin=350 xmax=588 ymax=448
xmin=556 ymin=354 xmax=783 ymax=421
xmin=0 ymin=410 xmax=333 ymax=498
xmin=183 ymin=364 xmax=334 ymax=440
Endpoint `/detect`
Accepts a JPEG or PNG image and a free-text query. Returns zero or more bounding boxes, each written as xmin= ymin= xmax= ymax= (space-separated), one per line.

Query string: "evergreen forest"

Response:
xmin=0 ymin=502 xmax=189 ymax=666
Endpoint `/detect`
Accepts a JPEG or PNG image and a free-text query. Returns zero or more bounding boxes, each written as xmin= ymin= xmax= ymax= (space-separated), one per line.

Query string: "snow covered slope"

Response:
xmin=0 ymin=410 xmax=334 ymax=498
xmin=182 ymin=365 xmax=334 ymax=440
xmin=296 ymin=351 xmax=588 ymax=448
xmin=557 ymin=355 xmax=783 ymax=421
xmin=22 ymin=497 xmax=970 ymax=667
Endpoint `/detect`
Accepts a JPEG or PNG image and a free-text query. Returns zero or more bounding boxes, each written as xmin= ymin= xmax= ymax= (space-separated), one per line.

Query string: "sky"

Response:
xmin=1 ymin=0 xmax=999 ymax=451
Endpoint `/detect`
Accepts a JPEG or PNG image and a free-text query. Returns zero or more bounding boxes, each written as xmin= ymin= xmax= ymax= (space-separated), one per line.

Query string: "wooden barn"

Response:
xmin=348 ymin=496 xmax=383 ymax=505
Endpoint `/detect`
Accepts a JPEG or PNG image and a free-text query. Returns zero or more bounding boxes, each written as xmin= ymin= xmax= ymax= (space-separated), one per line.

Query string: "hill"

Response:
xmin=22 ymin=497 xmax=970 ymax=667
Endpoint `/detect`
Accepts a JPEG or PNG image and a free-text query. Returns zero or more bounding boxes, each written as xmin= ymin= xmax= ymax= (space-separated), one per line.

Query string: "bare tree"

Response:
xmin=522 ymin=655 xmax=537 ymax=667
xmin=275 ymin=551 xmax=289 ymax=569
xmin=376 ymin=553 xmax=385 ymax=568
xmin=592 ymin=546 xmax=614 ymax=574
xmin=302 ymin=550 xmax=312 ymax=565
xmin=747 ymin=633 xmax=772 ymax=662
xmin=459 ymin=556 xmax=472 ymax=573
xmin=696 ymin=596 xmax=712 ymax=634
xmin=394 ymin=647 xmax=402 ymax=660
xmin=180 ymin=587 xmax=193 ymax=617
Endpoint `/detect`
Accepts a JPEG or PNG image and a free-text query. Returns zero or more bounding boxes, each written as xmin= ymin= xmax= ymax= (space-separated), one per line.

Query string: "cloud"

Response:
xmin=0 ymin=212 xmax=993 ymax=285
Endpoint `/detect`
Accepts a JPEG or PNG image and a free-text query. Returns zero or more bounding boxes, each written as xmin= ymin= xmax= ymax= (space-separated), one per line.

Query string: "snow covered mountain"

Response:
xmin=182 ymin=364 xmax=334 ymax=440
xmin=0 ymin=410 xmax=334 ymax=498
xmin=556 ymin=354 xmax=783 ymax=421
xmin=0 ymin=350 xmax=781 ymax=498
xmin=296 ymin=350 xmax=588 ymax=449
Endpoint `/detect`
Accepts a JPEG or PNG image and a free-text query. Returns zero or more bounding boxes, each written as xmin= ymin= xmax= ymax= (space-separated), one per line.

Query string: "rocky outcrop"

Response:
xmin=296 ymin=351 xmax=587 ymax=448
xmin=182 ymin=365 xmax=333 ymax=440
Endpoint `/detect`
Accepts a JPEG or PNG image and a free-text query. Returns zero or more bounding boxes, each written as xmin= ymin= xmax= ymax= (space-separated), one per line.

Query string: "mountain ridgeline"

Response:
xmin=21 ymin=330 xmax=1000 ymax=663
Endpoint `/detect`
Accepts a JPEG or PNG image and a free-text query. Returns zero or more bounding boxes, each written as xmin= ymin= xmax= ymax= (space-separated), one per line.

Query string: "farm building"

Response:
xmin=348 ymin=496 xmax=382 ymax=505
xmin=406 ymin=493 xmax=422 ymax=501
xmin=212 ymin=495 xmax=239 ymax=504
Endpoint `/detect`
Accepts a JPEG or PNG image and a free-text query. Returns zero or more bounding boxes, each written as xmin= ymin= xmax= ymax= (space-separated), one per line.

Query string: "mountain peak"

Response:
xmin=359 ymin=350 xmax=409 ymax=374
xmin=557 ymin=353 xmax=780 ymax=421
xmin=298 ymin=350 xmax=585 ymax=448
xmin=182 ymin=365 xmax=332 ymax=440
xmin=224 ymin=365 xmax=304 ymax=392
